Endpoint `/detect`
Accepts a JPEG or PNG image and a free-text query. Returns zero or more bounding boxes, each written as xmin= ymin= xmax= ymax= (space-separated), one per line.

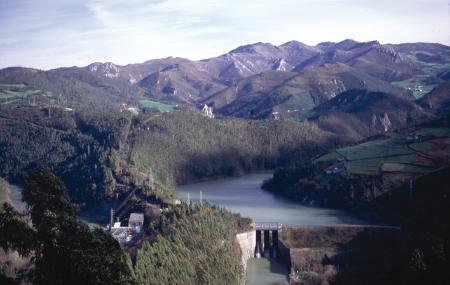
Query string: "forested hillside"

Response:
xmin=0 ymin=105 xmax=131 ymax=204
xmin=0 ymin=103 xmax=344 ymax=206
xmin=133 ymin=204 xmax=247 ymax=285
xmin=126 ymin=111 xmax=343 ymax=190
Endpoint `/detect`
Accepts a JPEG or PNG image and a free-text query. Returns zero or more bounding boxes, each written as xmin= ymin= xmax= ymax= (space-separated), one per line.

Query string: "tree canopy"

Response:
xmin=0 ymin=168 xmax=136 ymax=285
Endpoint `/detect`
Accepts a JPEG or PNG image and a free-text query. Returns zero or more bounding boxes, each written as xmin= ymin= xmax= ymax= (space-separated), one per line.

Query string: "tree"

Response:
xmin=1 ymin=168 xmax=137 ymax=285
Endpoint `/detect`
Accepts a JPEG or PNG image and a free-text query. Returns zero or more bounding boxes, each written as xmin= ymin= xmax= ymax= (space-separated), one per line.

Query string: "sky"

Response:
xmin=0 ymin=0 xmax=449 ymax=69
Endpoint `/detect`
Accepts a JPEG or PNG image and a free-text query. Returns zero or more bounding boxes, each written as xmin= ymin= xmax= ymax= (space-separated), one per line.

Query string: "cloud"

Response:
xmin=0 ymin=0 xmax=449 ymax=69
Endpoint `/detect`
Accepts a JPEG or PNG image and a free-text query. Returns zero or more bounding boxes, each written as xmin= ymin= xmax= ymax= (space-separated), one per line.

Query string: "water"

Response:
xmin=176 ymin=172 xmax=362 ymax=226
xmin=246 ymin=259 xmax=289 ymax=285
xmin=176 ymin=172 xmax=363 ymax=285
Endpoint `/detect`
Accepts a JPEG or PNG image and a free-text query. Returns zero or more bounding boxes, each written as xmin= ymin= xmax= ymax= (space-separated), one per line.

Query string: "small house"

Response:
xmin=128 ymin=213 xmax=144 ymax=234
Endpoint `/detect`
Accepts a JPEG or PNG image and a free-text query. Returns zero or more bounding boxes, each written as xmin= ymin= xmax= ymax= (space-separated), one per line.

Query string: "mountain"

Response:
xmin=137 ymin=58 xmax=227 ymax=104
xmin=1 ymin=39 xmax=448 ymax=122
xmin=202 ymin=63 xmax=411 ymax=120
xmin=0 ymin=67 xmax=146 ymax=108
xmin=390 ymin=42 xmax=450 ymax=65
xmin=294 ymin=40 xmax=423 ymax=82
xmin=82 ymin=39 xmax=447 ymax=120
xmin=307 ymin=89 xmax=430 ymax=139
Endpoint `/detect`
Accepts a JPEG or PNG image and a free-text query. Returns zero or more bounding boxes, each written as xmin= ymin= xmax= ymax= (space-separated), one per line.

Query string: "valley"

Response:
xmin=0 ymin=38 xmax=450 ymax=285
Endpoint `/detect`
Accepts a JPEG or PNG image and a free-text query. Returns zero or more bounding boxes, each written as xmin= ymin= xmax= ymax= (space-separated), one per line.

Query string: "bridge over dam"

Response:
xmin=254 ymin=222 xmax=283 ymax=258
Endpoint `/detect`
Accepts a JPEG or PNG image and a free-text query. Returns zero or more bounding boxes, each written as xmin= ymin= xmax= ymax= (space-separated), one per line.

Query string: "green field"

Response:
xmin=0 ymin=84 xmax=56 ymax=105
xmin=0 ymin=89 xmax=40 ymax=100
xmin=416 ymin=127 xmax=450 ymax=138
xmin=315 ymin=127 xmax=450 ymax=175
xmin=139 ymin=99 xmax=175 ymax=112
xmin=392 ymin=75 xmax=437 ymax=98
xmin=392 ymin=60 xmax=450 ymax=98
xmin=0 ymin=83 xmax=26 ymax=88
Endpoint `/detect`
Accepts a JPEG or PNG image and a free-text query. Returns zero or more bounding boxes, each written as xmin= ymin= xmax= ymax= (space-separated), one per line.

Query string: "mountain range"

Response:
xmin=1 ymin=39 xmax=449 ymax=136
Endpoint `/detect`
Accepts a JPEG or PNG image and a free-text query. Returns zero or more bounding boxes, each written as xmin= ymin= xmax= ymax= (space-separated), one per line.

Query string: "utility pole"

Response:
xmin=200 ymin=190 xmax=203 ymax=206
xmin=110 ymin=208 xmax=114 ymax=231
xmin=187 ymin=192 xmax=190 ymax=205
xmin=147 ymin=168 xmax=154 ymax=190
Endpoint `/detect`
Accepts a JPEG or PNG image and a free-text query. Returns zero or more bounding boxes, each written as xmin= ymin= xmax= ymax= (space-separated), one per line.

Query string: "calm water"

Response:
xmin=246 ymin=258 xmax=289 ymax=285
xmin=176 ymin=172 xmax=362 ymax=226
xmin=176 ymin=172 xmax=363 ymax=285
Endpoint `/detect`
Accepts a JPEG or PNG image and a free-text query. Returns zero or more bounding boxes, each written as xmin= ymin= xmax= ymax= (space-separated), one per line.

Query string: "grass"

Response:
xmin=336 ymin=140 xmax=411 ymax=161
xmin=391 ymin=61 xmax=450 ymax=98
xmin=408 ymin=142 xmax=435 ymax=152
xmin=345 ymin=159 xmax=384 ymax=174
xmin=416 ymin=127 xmax=450 ymax=138
xmin=0 ymin=83 xmax=26 ymax=88
xmin=392 ymin=76 xmax=437 ymax=98
xmin=0 ymin=89 xmax=40 ymax=100
xmin=139 ymin=99 xmax=175 ymax=112
xmin=381 ymin=163 xmax=434 ymax=173
xmin=0 ymin=83 xmax=43 ymax=101
xmin=315 ymin=126 xmax=450 ymax=175
xmin=315 ymin=151 xmax=343 ymax=163
xmin=0 ymin=84 xmax=56 ymax=105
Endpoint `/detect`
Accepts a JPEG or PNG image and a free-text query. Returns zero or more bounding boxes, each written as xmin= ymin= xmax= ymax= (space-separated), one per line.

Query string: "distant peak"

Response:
xmin=279 ymin=40 xmax=314 ymax=50
xmin=230 ymin=42 xmax=275 ymax=54
xmin=281 ymin=40 xmax=303 ymax=46
xmin=333 ymin=39 xmax=360 ymax=50
xmin=338 ymin=38 xmax=358 ymax=44
xmin=316 ymin=41 xmax=335 ymax=48
xmin=87 ymin=61 xmax=120 ymax=77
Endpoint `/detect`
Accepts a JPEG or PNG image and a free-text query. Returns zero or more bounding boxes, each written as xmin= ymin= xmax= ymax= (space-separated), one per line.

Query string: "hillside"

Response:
xmin=0 ymin=67 xmax=146 ymax=109
xmin=0 ymin=105 xmax=133 ymax=204
xmin=263 ymin=115 xmax=450 ymax=214
xmin=294 ymin=40 xmax=423 ymax=82
xmin=125 ymin=111 xmax=342 ymax=189
xmin=418 ymin=80 xmax=450 ymax=115
xmin=0 ymin=105 xmax=343 ymax=207
xmin=202 ymin=63 xmax=412 ymax=120
xmin=307 ymin=89 xmax=430 ymax=139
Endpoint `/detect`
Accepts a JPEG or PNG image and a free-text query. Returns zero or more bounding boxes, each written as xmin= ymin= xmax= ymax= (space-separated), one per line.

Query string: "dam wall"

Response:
xmin=235 ymin=230 xmax=256 ymax=284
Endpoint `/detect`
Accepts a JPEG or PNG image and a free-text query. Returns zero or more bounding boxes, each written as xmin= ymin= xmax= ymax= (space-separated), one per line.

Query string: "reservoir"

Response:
xmin=176 ymin=172 xmax=362 ymax=226
xmin=176 ymin=172 xmax=363 ymax=285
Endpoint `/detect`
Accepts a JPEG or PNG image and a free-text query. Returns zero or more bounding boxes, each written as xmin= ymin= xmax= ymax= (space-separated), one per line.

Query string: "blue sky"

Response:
xmin=0 ymin=0 xmax=449 ymax=69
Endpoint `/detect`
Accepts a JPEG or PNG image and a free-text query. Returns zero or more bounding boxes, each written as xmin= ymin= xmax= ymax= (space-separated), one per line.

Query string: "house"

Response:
xmin=128 ymin=213 xmax=144 ymax=234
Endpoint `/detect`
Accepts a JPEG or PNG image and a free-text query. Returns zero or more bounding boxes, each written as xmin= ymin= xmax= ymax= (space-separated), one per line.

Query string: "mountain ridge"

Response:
xmin=1 ymin=39 xmax=449 ymax=122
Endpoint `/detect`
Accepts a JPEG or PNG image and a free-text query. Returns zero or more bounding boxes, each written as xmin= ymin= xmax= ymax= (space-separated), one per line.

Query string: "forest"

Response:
xmin=0 ymin=168 xmax=250 ymax=285
xmin=0 ymin=105 xmax=346 ymax=206
xmin=133 ymin=203 xmax=249 ymax=285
